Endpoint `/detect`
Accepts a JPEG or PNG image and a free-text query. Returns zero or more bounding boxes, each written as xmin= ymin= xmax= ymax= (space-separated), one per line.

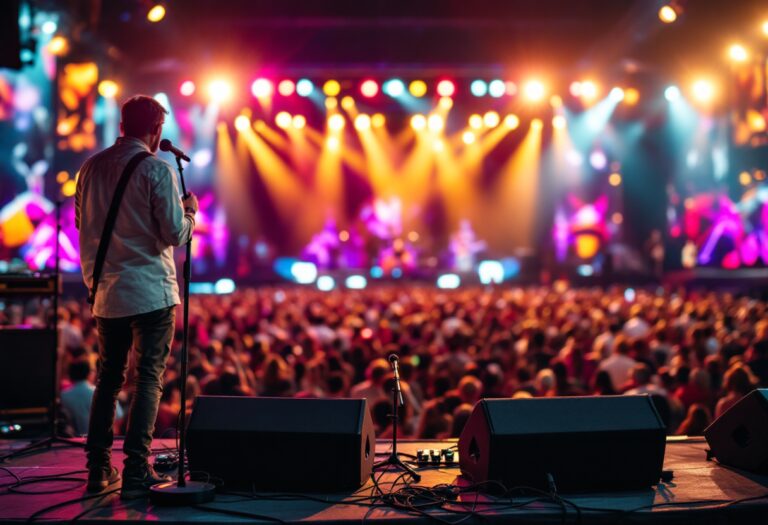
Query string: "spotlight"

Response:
xmin=531 ymin=118 xmax=543 ymax=131
xmin=470 ymin=80 xmax=488 ymax=97
xmin=326 ymin=136 xmax=340 ymax=151
xmin=569 ymin=81 xmax=582 ymax=97
xmin=439 ymin=97 xmax=453 ymax=110
xmin=275 ymin=112 xmax=292 ymax=129
xmin=609 ymin=172 xmax=622 ymax=186
xmin=468 ymin=114 xmax=483 ymax=130
xmin=323 ymin=80 xmax=341 ymax=97
xmin=383 ymin=79 xmax=405 ymax=97
xmin=328 ymin=114 xmax=345 ymax=131
xmin=296 ymin=79 xmax=314 ymax=97
xmin=523 ymin=79 xmax=545 ymax=102
xmin=550 ymin=95 xmax=563 ymax=108
xmin=251 ymin=78 xmax=273 ymax=98
xmin=234 ymin=115 xmax=251 ymax=131
xmin=436 ymin=273 xmax=461 ymax=290
xmin=278 ymin=79 xmax=296 ymax=96
xmin=658 ymin=5 xmax=677 ymax=23
xmin=478 ymin=261 xmax=504 ymax=285
xmin=292 ymin=114 xmax=306 ymax=129
xmin=409 ymin=80 xmax=427 ymax=98
xmin=552 ymin=115 xmax=566 ymax=129
xmin=664 ymin=85 xmax=681 ymax=101
xmin=147 ymin=4 xmax=166 ymax=23
xmin=432 ymin=139 xmax=445 ymax=152
xmin=207 ymin=79 xmax=233 ymax=103
xmin=427 ymin=114 xmax=444 ymax=132
xmin=411 ymin=114 xmax=426 ymax=130
xmin=341 ymin=96 xmax=355 ymax=110
xmin=325 ymin=97 xmax=338 ymax=110
xmin=504 ymin=114 xmax=520 ymax=130
xmin=317 ymin=276 xmax=335 ymax=291
xmin=462 ymin=131 xmax=476 ymax=145
xmin=345 ymin=275 xmax=367 ymax=289
xmin=97 ymin=80 xmax=119 ymax=99
xmin=483 ymin=111 xmax=500 ymax=128
xmin=436 ymin=80 xmax=456 ymax=97
xmin=609 ymin=87 xmax=625 ymax=102
xmin=360 ymin=79 xmax=379 ymax=98
xmin=623 ymin=88 xmax=640 ymax=105
xmin=728 ymin=44 xmax=749 ymax=63
xmin=488 ymin=79 xmax=506 ymax=98
xmin=763 ymin=20 xmax=768 ymax=37
xmin=41 ymin=21 xmax=57 ymax=35
xmin=354 ymin=114 xmax=371 ymax=131
xmin=691 ymin=79 xmax=715 ymax=104
xmin=179 ymin=80 xmax=195 ymax=97
xmin=580 ymin=80 xmax=598 ymax=101
xmin=47 ymin=36 xmax=69 ymax=56
xmin=290 ymin=262 xmax=318 ymax=284
xmin=371 ymin=113 xmax=386 ymax=128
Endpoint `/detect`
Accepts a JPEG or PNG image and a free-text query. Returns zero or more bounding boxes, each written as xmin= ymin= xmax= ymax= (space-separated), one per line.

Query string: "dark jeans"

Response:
xmin=86 ymin=306 xmax=175 ymax=473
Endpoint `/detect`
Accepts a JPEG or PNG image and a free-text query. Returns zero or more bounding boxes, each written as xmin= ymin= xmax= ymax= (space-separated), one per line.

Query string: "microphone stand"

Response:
xmin=150 ymin=154 xmax=215 ymax=505
xmin=373 ymin=357 xmax=420 ymax=482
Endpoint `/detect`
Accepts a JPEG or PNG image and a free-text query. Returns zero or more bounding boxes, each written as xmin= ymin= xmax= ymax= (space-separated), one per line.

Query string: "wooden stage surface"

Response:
xmin=1 ymin=437 xmax=767 ymax=524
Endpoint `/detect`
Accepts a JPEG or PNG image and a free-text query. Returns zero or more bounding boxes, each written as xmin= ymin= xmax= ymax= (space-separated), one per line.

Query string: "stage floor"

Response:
xmin=1 ymin=437 xmax=767 ymax=524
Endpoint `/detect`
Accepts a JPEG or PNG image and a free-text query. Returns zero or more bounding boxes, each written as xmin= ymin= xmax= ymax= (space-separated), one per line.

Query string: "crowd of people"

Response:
xmin=7 ymin=284 xmax=767 ymax=440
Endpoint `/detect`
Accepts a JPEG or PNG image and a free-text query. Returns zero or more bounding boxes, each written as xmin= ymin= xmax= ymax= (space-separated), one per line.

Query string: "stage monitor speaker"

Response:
xmin=187 ymin=396 xmax=375 ymax=491
xmin=0 ymin=329 xmax=57 ymax=413
xmin=458 ymin=395 xmax=666 ymax=491
xmin=704 ymin=389 xmax=768 ymax=473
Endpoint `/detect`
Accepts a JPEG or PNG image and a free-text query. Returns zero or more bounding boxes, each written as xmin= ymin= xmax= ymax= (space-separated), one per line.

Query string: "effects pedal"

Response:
xmin=153 ymin=452 xmax=179 ymax=471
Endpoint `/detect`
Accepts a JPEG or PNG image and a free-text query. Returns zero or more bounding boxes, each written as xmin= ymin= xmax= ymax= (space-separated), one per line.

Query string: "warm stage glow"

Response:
xmin=658 ymin=5 xmax=677 ymax=24
xmin=691 ymin=79 xmax=716 ymax=104
xmin=179 ymin=80 xmax=195 ymax=97
xmin=552 ymin=115 xmax=566 ymax=129
xmin=251 ymin=78 xmax=274 ymax=98
xmin=427 ymin=114 xmax=444 ymax=133
xmin=504 ymin=114 xmax=520 ymax=130
xmin=292 ymin=115 xmax=306 ymax=129
xmin=409 ymin=80 xmax=427 ymax=98
xmin=47 ymin=36 xmax=69 ymax=56
xmin=207 ymin=79 xmax=233 ymax=103
xmin=355 ymin=114 xmax=371 ymax=131
xmin=462 ymin=131 xmax=476 ymax=145
xmin=371 ymin=113 xmax=386 ymax=128
xmin=609 ymin=173 xmax=622 ymax=186
xmin=97 ymin=80 xmax=119 ymax=99
xmin=234 ymin=114 xmax=251 ymax=132
xmin=483 ymin=111 xmax=500 ymax=128
xmin=278 ymin=80 xmax=295 ymax=96
xmin=523 ymin=80 xmax=546 ymax=102
xmin=341 ymin=96 xmax=355 ymax=110
xmin=275 ymin=111 xmax=292 ymax=129
xmin=436 ymin=80 xmax=456 ymax=97
xmin=328 ymin=114 xmax=346 ymax=131
xmin=323 ymin=80 xmax=341 ymax=97
xmin=623 ymin=88 xmax=640 ymax=105
xmin=360 ymin=79 xmax=379 ymax=98
xmin=147 ymin=4 xmax=166 ymax=23
xmin=468 ymin=114 xmax=483 ymax=130
xmin=410 ymin=114 xmax=426 ymax=130
xmin=728 ymin=44 xmax=749 ymax=63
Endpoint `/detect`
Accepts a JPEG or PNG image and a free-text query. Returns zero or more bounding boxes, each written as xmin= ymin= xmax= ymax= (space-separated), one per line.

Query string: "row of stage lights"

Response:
xmin=166 ymin=77 xmax=723 ymax=107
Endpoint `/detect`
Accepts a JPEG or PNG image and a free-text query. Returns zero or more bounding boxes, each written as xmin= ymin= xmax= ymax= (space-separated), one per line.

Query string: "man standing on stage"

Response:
xmin=76 ymin=95 xmax=198 ymax=499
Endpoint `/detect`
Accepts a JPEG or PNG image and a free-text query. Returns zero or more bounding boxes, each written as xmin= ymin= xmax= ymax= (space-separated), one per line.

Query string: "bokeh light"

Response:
xmin=147 ymin=4 xmax=166 ymax=23
xmin=658 ymin=5 xmax=677 ymax=24
xmin=470 ymin=80 xmax=488 ymax=97
xmin=523 ymin=79 xmax=545 ymax=102
xmin=278 ymin=79 xmax=295 ymax=96
xmin=47 ymin=36 xmax=69 ymax=56
xmin=360 ymin=79 xmax=379 ymax=98
xmin=436 ymin=80 xmax=456 ymax=97
xmin=207 ymin=79 xmax=233 ymax=103
xmin=483 ymin=111 xmax=500 ymax=128
xmin=371 ymin=113 xmax=386 ymax=128
xmin=292 ymin=115 xmax=306 ymax=129
xmin=409 ymin=80 xmax=427 ymax=98
xmin=234 ymin=114 xmax=251 ymax=132
xmin=504 ymin=114 xmax=520 ymax=130
xmin=383 ymin=79 xmax=405 ymax=97
xmin=468 ymin=114 xmax=483 ymax=129
xmin=354 ymin=114 xmax=371 ymax=131
xmin=323 ymin=80 xmax=341 ymax=97
xmin=410 ymin=114 xmax=426 ymax=131
xmin=179 ymin=80 xmax=195 ymax=97
xmin=488 ymin=79 xmax=506 ymax=98
xmin=251 ymin=78 xmax=273 ymax=98
xmin=728 ymin=44 xmax=749 ymax=63
xmin=328 ymin=114 xmax=345 ymax=131
xmin=296 ymin=79 xmax=314 ymax=97
xmin=97 ymin=80 xmax=119 ymax=99
xmin=275 ymin=111 xmax=292 ymax=129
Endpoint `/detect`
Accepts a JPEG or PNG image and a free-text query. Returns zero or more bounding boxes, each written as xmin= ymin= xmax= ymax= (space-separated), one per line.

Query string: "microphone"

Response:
xmin=388 ymin=354 xmax=404 ymax=406
xmin=159 ymin=139 xmax=190 ymax=162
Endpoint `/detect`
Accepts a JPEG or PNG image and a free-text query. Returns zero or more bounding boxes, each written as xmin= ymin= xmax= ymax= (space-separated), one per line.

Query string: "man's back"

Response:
xmin=76 ymin=136 xmax=191 ymax=318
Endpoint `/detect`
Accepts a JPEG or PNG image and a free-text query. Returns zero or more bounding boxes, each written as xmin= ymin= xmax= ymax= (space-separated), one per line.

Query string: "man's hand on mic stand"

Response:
xmin=183 ymin=192 xmax=199 ymax=216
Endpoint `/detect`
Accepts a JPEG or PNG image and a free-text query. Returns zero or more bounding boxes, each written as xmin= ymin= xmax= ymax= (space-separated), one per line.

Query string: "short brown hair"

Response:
xmin=121 ymin=95 xmax=168 ymax=137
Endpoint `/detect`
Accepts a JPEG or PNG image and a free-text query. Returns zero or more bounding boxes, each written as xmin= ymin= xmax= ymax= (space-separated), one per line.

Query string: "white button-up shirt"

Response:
xmin=76 ymin=136 xmax=195 ymax=318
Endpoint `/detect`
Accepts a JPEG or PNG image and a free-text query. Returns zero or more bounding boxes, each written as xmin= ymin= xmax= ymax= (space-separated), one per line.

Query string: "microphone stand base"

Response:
xmin=149 ymin=480 xmax=216 ymax=506
xmin=374 ymin=453 xmax=421 ymax=482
